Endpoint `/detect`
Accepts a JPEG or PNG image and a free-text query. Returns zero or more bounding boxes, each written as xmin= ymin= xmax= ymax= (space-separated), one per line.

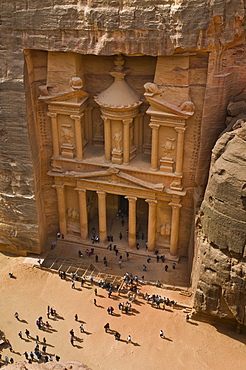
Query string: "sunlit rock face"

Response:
xmin=193 ymin=121 xmax=246 ymax=326
xmin=0 ymin=0 xmax=246 ymax=274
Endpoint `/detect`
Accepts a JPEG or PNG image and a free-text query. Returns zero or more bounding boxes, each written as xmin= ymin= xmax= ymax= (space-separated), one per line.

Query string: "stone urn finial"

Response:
xmin=69 ymin=77 xmax=83 ymax=90
xmin=113 ymin=54 xmax=125 ymax=71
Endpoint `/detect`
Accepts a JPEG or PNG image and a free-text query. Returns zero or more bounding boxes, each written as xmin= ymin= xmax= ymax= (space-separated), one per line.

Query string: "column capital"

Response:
xmin=175 ymin=126 xmax=186 ymax=133
xmin=101 ymin=115 xmax=110 ymax=123
xmin=149 ymin=123 xmax=160 ymax=130
xmin=97 ymin=190 xmax=106 ymax=198
xmin=47 ymin=112 xmax=57 ymax=118
xmin=125 ymin=196 xmax=137 ymax=203
xmin=168 ymin=202 xmax=182 ymax=209
xmin=70 ymin=114 xmax=83 ymax=120
xmin=123 ymin=118 xmax=133 ymax=125
xmin=145 ymin=198 xmax=157 ymax=205
xmin=52 ymin=184 xmax=64 ymax=189
xmin=75 ymin=188 xmax=86 ymax=193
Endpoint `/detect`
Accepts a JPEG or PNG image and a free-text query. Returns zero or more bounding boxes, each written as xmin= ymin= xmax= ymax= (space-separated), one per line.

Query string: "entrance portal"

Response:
xmin=118 ymin=195 xmax=128 ymax=216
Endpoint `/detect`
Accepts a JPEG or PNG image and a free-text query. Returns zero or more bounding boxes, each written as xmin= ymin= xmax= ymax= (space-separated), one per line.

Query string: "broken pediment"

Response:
xmin=144 ymin=82 xmax=195 ymax=119
xmin=38 ymin=77 xmax=89 ymax=106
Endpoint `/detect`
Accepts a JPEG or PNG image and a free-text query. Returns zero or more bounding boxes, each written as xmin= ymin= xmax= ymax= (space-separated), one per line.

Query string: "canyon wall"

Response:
xmin=193 ymin=119 xmax=246 ymax=326
xmin=0 ymin=0 xmax=245 ymax=260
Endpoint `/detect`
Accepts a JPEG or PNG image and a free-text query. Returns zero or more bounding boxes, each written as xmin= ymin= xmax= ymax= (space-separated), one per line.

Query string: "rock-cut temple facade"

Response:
xmin=37 ymin=52 xmax=197 ymax=261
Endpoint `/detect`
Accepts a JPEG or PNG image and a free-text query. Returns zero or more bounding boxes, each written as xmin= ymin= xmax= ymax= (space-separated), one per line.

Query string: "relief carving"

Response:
xmin=160 ymin=223 xmax=171 ymax=236
xmin=67 ymin=208 xmax=79 ymax=220
xmin=161 ymin=137 xmax=175 ymax=158
xmin=61 ymin=126 xmax=74 ymax=145
xmin=113 ymin=131 xmax=122 ymax=151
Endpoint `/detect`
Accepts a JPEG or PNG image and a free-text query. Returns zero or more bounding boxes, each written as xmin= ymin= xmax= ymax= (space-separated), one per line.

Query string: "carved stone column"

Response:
xmin=71 ymin=114 xmax=83 ymax=160
xmin=47 ymin=112 xmax=59 ymax=157
xmin=53 ymin=184 xmax=67 ymax=236
xmin=168 ymin=202 xmax=182 ymax=257
xmin=77 ymin=188 xmax=88 ymax=240
xmin=125 ymin=196 xmax=137 ymax=249
xmin=145 ymin=199 xmax=157 ymax=251
xmin=102 ymin=116 xmax=111 ymax=162
xmin=97 ymin=191 xmax=107 ymax=243
xmin=123 ymin=118 xmax=132 ymax=164
xmin=150 ymin=123 xmax=160 ymax=171
xmin=175 ymin=127 xmax=186 ymax=175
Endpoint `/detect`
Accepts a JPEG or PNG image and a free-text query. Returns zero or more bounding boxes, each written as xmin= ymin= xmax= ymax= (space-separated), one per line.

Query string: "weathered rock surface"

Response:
xmin=0 ymin=0 xmax=246 ymax=259
xmin=193 ymin=121 xmax=246 ymax=326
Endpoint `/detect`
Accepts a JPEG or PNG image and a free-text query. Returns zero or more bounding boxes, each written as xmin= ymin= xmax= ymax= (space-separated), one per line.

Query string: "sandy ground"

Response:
xmin=0 ymin=253 xmax=246 ymax=370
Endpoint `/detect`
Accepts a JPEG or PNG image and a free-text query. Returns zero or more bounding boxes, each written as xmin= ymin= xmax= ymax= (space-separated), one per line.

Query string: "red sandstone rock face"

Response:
xmin=0 ymin=0 xmax=246 ymax=259
xmin=193 ymin=122 xmax=246 ymax=326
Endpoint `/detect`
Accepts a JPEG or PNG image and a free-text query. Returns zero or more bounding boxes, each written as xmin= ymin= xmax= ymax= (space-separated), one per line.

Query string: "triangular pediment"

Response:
xmin=74 ymin=169 xmax=165 ymax=192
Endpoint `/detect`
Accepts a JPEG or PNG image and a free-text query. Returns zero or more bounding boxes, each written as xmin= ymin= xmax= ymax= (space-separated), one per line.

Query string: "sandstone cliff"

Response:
xmin=0 ymin=0 xmax=246 ymax=256
xmin=193 ymin=120 xmax=246 ymax=326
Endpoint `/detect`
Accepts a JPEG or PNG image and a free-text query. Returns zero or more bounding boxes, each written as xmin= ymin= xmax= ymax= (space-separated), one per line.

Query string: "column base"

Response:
xmin=165 ymin=252 xmax=180 ymax=262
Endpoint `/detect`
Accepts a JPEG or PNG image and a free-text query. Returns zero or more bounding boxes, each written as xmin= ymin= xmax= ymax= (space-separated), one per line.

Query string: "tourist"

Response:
xmin=18 ymin=331 xmax=22 ymax=339
xmin=79 ymin=323 xmax=84 ymax=333
xmin=95 ymin=254 xmax=98 ymax=262
xmin=160 ymin=330 xmax=164 ymax=338
xmin=94 ymin=298 xmax=97 ymax=306
xmin=127 ymin=335 xmax=131 ymax=344
xmin=42 ymin=345 xmax=46 ymax=353
xmin=142 ymin=264 xmax=147 ymax=271
xmin=70 ymin=336 xmax=74 ymax=346
xmin=14 ymin=312 xmax=19 ymax=320
xmin=186 ymin=314 xmax=190 ymax=321
xmin=30 ymin=352 xmax=34 ymax=361
xmin=56 ymin=355 xmax=60 ymax=362
xmin=115 ymin=332 xmax=120 ymax=340
xmin=172 ymin=262 xmax=176 ymax=269
xmin=165 ymin=265 xmax=168 ymax=272
xmin=119 ymin=232 xmax=122 ymax=240
xmin=10 ymin=358 xmax=14 ymax=364
xmin=104 ymin=323 xmax=110 ymax=332
xmin=25 ymin=329 xmax=30 ymax=338
xmin=126 ymin=252 xmax=129 ymax=260
xmin=94 ymin=288 xmax=97 ymax=296
xmin=36 ymin=335 xmax=39 ymax=343
xmin=71 ymin=281 xmax=75 ymax=289
xmin=147 ymin=256 xmax=151 ymax=263
xmin=75 ymin=314 xmax=78 ymax=321
xmin=119 ymin=260 xmax=122 ymax=269
xmin=44 ymin=355 xmax=49 ymax=362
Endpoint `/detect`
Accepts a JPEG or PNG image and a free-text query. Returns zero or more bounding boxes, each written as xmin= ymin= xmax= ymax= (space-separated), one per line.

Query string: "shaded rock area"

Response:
xmin=193 ymin=121 xmax=246 ymax=326
xmin=0 ymin=362 xmax=91 ymax=370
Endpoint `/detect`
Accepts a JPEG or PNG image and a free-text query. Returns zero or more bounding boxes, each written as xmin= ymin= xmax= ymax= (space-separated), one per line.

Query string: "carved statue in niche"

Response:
xmin=162 ymin=137 xmax=175 ymax=158
xmin=93 ymin=117 xmax=103 ymax=138
xmin=160 ymin=223 xmax=171 ymax=236
xmin=67 ymin=208 xmax=79 ymax=220
xmin=113 ymin=131 xmax=122 ymax=151
xmin=61 ymin=127 xmax=74 ymax=144
xmin=145 ymin=125 xmax=151 ymax=144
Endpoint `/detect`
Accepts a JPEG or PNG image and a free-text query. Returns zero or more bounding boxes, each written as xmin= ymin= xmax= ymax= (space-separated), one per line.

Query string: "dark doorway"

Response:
xmin=118 ymin=195 xmax=128 ymax=216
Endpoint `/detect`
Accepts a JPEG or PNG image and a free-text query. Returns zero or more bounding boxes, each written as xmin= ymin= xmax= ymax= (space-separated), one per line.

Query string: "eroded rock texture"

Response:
xmin=0 ymin=0 xmax=246 ymax=257
xmin=193 ymin=122 xmax=246 ymax=326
